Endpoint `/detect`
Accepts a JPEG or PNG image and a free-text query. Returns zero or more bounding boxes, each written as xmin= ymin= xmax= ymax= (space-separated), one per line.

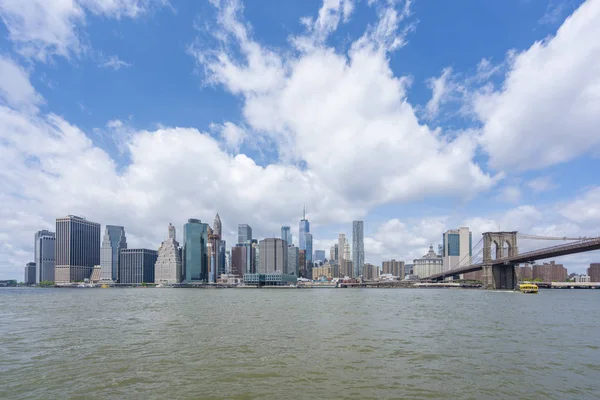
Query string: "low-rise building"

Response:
xmin=382 ymin=259 xmax=405 ymax=277
xmin=532 ymin=261 xmax=567 ymax=282
xmin=588 ymin=263 xmax=600 ymax=282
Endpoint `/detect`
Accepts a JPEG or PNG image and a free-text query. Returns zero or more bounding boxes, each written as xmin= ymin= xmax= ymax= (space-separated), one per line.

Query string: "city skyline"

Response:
xmin=2 ymin=0 xmax=600 ymax=279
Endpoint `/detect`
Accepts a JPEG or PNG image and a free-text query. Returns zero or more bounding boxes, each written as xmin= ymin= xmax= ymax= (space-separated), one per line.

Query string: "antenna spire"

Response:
xmin=303 ymin=204 xmax=306 ymax=220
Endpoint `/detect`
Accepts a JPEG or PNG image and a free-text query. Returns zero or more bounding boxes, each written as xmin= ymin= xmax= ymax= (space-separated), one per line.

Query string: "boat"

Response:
xmin=519 ymin=283 xmax=538 ymax=294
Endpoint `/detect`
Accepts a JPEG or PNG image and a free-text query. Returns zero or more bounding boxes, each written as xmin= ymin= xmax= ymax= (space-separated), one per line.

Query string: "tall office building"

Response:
xmin=299 ymin=206 xmax=310 ymax=251
xmin=352 ymin=221 xmax=365 ymax=278
xmin=24 ymin=262 xmax=36 ymax=284
xmin=213 ymin=213 xmax=222 ymax=237
xmin=442 ymin=227 xmax=472 ymax=272
xmin=338 ymin=234 xmax=347 ymax=266
xmin=154 ymin=223 xmax=182 ymax=285
xmin=314 ymin=250 xmax=326 ymax=262
xmin=588 ymin=263 xmax=600 ymax=282
xmin=34 ymin=230 xmax=55 ymax=283
xmin=238 ymin=224 xmax=252 ymax=244
xmin=281 ymin=226 xmax=292 ymax=245
xmin=305 ymin=233 xmax=313 ymax=262
xmin=54 ymin=215 xmax=101 ymax=284
xmin=330 ymin=245 xmax=336 ymax=262
xmin=288 ymin=245 xmax=299 ymax=275
xmin=99 ymin=225 xmax=127 ymax=282
xmin=344 ymin=242 xmax=351 ymax=260
xmin=259 ymin=238 xmax=287 ymax=274
xmin=183 ymin=219 xmax=209 ymax=282
xmin=119 ymin=249 xmax=158 ymax=284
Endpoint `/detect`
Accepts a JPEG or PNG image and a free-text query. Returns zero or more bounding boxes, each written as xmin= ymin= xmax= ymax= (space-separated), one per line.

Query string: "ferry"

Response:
xmin=519 ymin=283 xmax=538 ymax=294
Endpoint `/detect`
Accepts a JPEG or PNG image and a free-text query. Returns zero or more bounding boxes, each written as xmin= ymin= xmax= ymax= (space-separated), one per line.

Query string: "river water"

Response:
xmin=1 ymin=288 xmax=599 ymax=399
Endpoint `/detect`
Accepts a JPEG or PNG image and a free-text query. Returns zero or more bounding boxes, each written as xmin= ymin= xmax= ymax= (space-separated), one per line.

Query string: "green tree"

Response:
xmin=39 ymin=280 xmax=55 ymax=287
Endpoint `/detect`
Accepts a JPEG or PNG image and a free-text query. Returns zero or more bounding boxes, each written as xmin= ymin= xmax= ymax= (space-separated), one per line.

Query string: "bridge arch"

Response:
xmin=483 ymin=232 xmax=518 ymax=263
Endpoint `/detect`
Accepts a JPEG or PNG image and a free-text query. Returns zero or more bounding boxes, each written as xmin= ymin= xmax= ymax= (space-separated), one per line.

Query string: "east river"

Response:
xmin=1 ymin=287 xmax=599 ymax=399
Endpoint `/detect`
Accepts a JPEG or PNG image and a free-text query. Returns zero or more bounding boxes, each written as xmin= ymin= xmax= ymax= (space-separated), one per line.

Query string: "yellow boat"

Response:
xmin=100 ymin=284 xmax=109 ymax=288
xmin=519 ymin=283 xmax=538 ymax=294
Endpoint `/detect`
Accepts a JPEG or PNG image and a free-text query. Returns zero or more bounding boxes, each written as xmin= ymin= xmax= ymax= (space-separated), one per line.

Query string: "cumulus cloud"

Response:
xmin=474 ymin=0 xmax=600 ymax=171
xmin=0 ymin=56 xmax=44 ymax=113
xmin=527 ymin=176 xmax=557 ymax=192
xmin=0 ymin=0 xmax=170 ymax=61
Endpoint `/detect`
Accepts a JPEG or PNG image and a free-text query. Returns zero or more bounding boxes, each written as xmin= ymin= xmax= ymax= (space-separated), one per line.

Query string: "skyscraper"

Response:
xmin=119 ymin=249 xmax=158 ymax=284
xmin=299 ymin=206 xmax=310 ymax=251
xmin=154 ymin=223 xmax=182 ymax=285
xmin=238 ymin=224 xmax=252 ymax=244
xmin=338 ymin=233 xmax=347 ymax=266
xmin=305 ymin=233 xmax=313 ymax=262
xmin=259 ymin=238 xmax=287 ymax=274
xmin=288 ymin=245 xmax=299 ymax=275
xmin=213 ymin=213 xmax=222 ymax=237
xmin=54 ymin=215 xmax=101 ymax=284
xmin=34 ymin=230 xmax=55 ymax=283
xmin=24 ymin=262 xmax=36 ymax=284
xmin=183 ymin=219 xmax=209 ymax=282
xmin=352 ymin=221 xmax=365 ymax=278
xmin=442 ymin=227 xmax=472 ymax=272
xmin=281 ymin=226 xmax=292 ymax=245
xmin=100 ymin=225 xmax=127 ymax=282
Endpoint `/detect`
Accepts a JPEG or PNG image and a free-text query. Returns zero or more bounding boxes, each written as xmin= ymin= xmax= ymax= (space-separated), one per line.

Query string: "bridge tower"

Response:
xmin=482 ymin=232 xmax=519 ymax=290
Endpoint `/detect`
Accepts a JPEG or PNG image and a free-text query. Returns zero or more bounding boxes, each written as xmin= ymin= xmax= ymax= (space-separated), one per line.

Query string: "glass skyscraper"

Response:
xmin=100 ymin=225 xmax=127 ymax=282
xmin=119 ymin=248 xmax=158 ymax=284
xmin=305 ymin=233 xmax=313 ymax=262
xmin=238 ymin=224 xmax=252 ymax=244
xmin=34 ymin=230 xmax=55 ymax=283
xmin=281 ymin=226 xmax=292 ymax=245
xmin=352 ymin=221 xmax=364 ymax=278
xmin=184 ymin=219 xmax=209 ymax=282
xmin=299 ymin=207 xmax=310 ymax=252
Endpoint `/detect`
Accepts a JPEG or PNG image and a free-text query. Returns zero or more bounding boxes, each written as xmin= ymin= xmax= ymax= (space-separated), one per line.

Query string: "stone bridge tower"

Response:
xmin=482 ymin=231 xmax=518 ymax=263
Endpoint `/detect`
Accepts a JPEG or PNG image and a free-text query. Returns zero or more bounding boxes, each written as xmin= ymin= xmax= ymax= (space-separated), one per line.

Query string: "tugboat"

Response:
xmin=519 ymin=283 xmax=538 ymax=294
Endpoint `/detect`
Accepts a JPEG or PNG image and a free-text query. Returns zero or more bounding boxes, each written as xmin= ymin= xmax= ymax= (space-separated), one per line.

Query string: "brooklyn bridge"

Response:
xmin=424 ymin=232 xmax=600 ymax=289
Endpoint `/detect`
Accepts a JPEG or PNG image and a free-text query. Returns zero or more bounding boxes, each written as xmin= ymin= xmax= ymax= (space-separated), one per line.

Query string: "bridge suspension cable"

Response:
xmin=445 ymin=237 xmax=483 ymax=275
xmin=517 ymin=233 xmax=599 ymax=241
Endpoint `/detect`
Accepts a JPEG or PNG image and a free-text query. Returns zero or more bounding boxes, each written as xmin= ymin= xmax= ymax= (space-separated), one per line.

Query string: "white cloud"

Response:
xmin=190 ymin=0 xmax=497 ymax=207
xmin=99 ymin=55 xmax=132 ymax=70
xmin=0 ymin=56 xmax=44 ymax=112
xmin=424 ymin=67 xmax=454 ymax=119
xmin=560 ymin=187 xmax=600 ymax=226
xmin=0 ymin=0 xmax=169 ymax=61
xmin=527 ymin=176 xmax=557 ymax=192
xmin=474 ymin=0 xmax=600 ymax=171
xmin=499 ymin=185 xmax=522 ymax=203
xmin=213 ymin=122 xmax=247 ymax=152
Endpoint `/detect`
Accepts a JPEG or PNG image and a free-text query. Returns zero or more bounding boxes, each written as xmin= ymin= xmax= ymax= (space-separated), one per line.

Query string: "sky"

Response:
xmin=1 ymin=0 xmax=600 ymax=280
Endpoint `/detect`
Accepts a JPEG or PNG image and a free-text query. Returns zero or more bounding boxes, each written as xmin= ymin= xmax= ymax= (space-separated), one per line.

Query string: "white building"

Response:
xmin=154 ymin=223 xmax=182 ymax=285
xmin=442 ymin=227 xmax=472 ymax=272
xmin=413 ymin=245 xmax=443 ymax=278
xmin=574 ymin=275 xmax=591 ymax=283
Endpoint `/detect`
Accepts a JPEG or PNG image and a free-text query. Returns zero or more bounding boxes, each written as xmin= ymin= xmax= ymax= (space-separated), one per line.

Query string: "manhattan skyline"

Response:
xmin=1 ymin=0 xmax=600 ymax=280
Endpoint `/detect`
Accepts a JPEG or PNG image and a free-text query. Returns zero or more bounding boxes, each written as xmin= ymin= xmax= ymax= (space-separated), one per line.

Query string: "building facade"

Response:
xmin=238 ymin=224 xmax=252 ymax=244
xmin=338 ymin=233 xmax=347 ymax=266
xmin=352 ymin=221 xmax=365 ymax=278
xmin=99 ymin=225 xmax=127 ymax=282
xmin=258 ymin=238 xmax=288 ymax=274
xmin=119 ymin=249 xmax=158 ymax=284
xmin=34 ymin=230 xmax=55 ymax=283
xmin=382 ymin=259 xmax=405 ymax=277
xmin=588 ymin=263 xmax=600 ymax=282
xmin=363 ymin=263 xmax=378 ymax=280
xmin=532 ymin=261 xmax=567 ymax=282
xmin=305 ymin=233 xmax=313 ymax=262
xmin=281 ymin=226 xmax=292 ymax=245
xmin=314 ymin=250 xmax=326 ymax=263
xmin=183 ymin=219 xmax=209 ymax=282
xmin=288 ymin=245 xmax=299 ymax=276
xmin=54 ymin=215 xmax=101 ymax=284
xmin=154 ymin=223 xmax=182 ymax=285
xmin=213 ymin=213 xmax=222 ymax=237
xmin=299 ymin=207 xmax=310 ymax=253
xmin=442 ymin=227 xmax=472 ymax=272
xmin=413 ymin=245 xmax=444 ymax=278
xmin=340 ymin=259 xmax=353 ymax=278
xmin=24 ymin=262 xmax=36 ymax=284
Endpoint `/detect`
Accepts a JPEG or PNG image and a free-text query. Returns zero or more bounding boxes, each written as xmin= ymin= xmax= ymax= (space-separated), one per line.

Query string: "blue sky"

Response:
xmin=1 ymin=0 xmax=600 ymax=280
